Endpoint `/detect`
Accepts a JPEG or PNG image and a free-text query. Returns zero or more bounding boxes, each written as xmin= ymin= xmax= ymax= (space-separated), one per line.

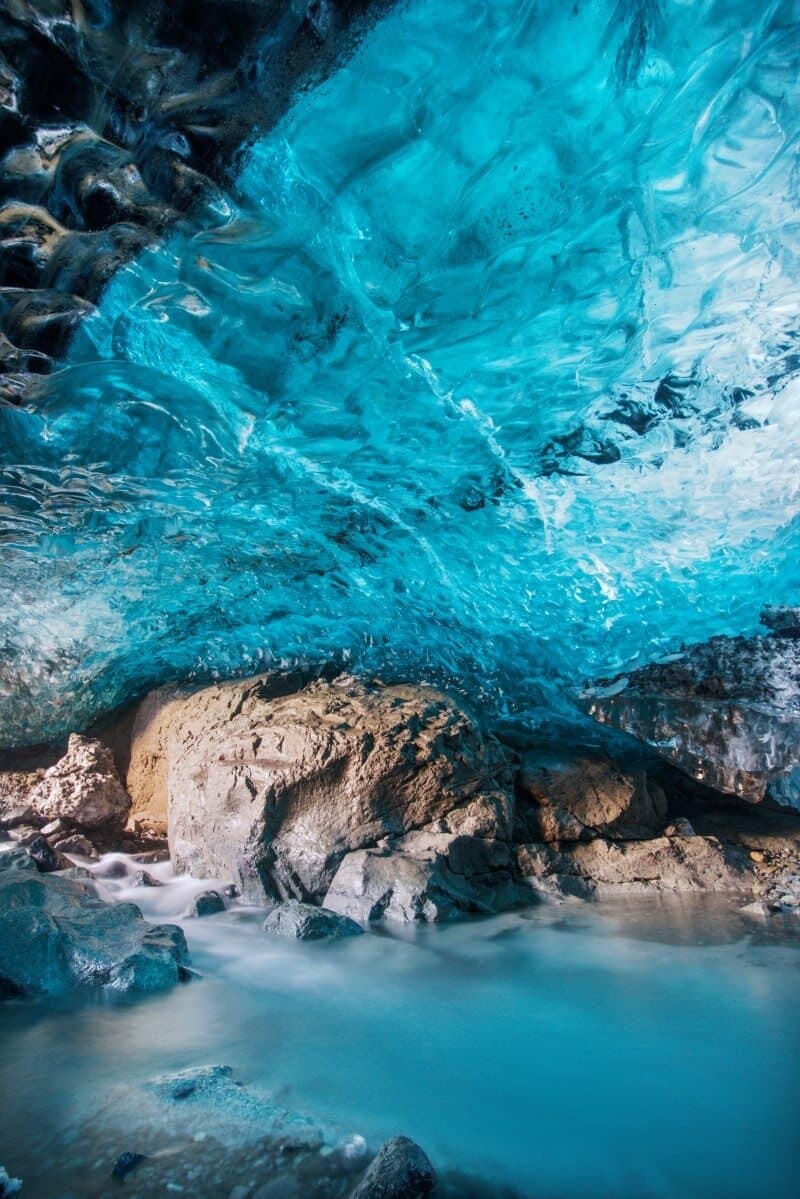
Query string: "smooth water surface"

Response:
xmin=2 ymin=0 xmax=800 ymax=742
xmin=0 ymin=862 xmax=798 ymax=1199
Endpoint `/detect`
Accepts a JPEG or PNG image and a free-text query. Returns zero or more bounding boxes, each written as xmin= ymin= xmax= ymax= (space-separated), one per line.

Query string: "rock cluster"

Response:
xmin=1 ymin=0 xmax=391 ymax=400
xmin=0 ymin=847 xmax=189 ymax=996
xmin=0 ymin=733 xmax=132 ymax=855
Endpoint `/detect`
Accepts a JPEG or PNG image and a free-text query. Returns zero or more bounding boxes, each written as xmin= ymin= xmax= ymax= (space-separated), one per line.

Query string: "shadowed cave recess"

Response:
xmin=2 ymin=0 xmax=800 ymax=749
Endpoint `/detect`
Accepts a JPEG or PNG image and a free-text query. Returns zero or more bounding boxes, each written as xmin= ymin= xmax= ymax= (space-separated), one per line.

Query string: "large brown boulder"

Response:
xmin=516 ymin=753 xmax=667 ymax=842
xmin=127 ymin=674 xmax=515 ymax=906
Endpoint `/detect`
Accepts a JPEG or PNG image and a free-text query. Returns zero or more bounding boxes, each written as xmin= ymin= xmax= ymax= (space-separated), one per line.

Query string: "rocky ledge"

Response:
xmin=1 ymin=0 xmax=391 ymax=401
xmin=2 ymin=624 xmax=799 ymax=958
xmin=583 ymin=605 xmax=800 ymax=809
xmin=0 ymin=846 xmax=189 ymax=996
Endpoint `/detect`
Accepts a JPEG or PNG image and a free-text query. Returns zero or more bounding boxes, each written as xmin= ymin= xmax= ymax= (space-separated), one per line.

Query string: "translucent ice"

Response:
xmin=2 ymin=0 xmax=800 ymax=743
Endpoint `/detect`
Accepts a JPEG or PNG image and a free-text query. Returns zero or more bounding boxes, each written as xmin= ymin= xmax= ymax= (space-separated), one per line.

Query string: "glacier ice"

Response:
xmin=1 ymin=0 xmax=800 ymax=744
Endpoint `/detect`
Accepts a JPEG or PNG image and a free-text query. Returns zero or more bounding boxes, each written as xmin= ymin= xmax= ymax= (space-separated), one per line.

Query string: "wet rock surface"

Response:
xmin=0 ymin=1 xmax=393 ymax=399
xmin=349 ymin=1136 xmax=437 ymax=1199
xmin=263 ymin=899 xmax=364 ymax=941
xmin=0 ymin=846 xmax=189 ymax=996
xmin=583 ymin=610 xmax=800 ymax=808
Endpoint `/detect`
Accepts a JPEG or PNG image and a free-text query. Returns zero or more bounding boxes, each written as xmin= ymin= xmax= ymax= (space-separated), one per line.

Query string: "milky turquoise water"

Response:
xmin=0 ymin=863 xmax=798 ymax=1199
xmin=2 ymin=0 xmax=800 ymax=744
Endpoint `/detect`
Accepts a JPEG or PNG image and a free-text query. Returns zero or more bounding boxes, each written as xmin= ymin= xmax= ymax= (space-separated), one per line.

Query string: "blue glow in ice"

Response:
xmin=2 ymin=0 xmax=800 ymax=742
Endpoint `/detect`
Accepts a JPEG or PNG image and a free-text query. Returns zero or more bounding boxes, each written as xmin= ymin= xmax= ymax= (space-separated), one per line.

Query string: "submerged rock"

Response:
xmin=583 ymin=612 xmax=800 ymax=810
xmin=263 ymin=899 xmax=363 ymax=941
xmin=131 ymin=674 xmax=514 ymax=911
xmin=111 ymin=1151 xmax=146 ymax=1180
xmin=349 ymin=1136 xmax=437 ymax=1199
xmin=0 ymin=848 xmax=189 ymax=996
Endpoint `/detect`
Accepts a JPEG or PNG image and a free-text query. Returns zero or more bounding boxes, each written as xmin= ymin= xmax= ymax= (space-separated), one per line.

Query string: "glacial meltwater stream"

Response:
xmin=1 ymin=858 xmax=799 ymax=1199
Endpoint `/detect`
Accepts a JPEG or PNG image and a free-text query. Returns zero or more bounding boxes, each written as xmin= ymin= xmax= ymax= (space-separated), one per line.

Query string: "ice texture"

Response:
xmin=1 ymin=0 xmax=800 ymax=743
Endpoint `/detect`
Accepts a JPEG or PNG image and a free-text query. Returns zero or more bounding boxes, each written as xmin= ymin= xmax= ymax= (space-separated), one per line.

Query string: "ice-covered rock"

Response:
xmin=583 ymin=615 xmax=800 ymax=810
xmin=0 ymin=848 xmax=189 ymax=996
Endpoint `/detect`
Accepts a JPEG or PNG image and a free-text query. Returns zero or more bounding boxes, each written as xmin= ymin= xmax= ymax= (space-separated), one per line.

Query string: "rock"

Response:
xmin=0 ymin=768 xmax=41 ymax=829
xmin=0 ymin=1166 xmax=22 ymax=1196
xmin=190 ymin=890 xmax=226 ymax=917
xmin=664 ymin=817 xmax=695 ymax=837
xmin=349 ymin=1136 xmax=437 ymax=1199
xmin=223 ymin=883 xmax=240 ymax=898
xmin=583 ymin=620 xmax=800 ymax=809
xmin=135 ymin=674 xmax=514 ymax=906
xmin=52 ymin=832 xmax=96 ymax=858
xmin=517 ymin=834 xmax=756 ymax=900
xmin=0 ymin=848 xmax=189 ymax=996
xmin=759 ymin=605 xmax=800 ymax=637
xmin=17 ymin=832 xmax=69 ymax=873
xmin=516 ymin=753 xmax=667 ymax=842
xmin=325 ymin=833 xmax=525 ymax=925
xmin=111 ymin=1151 xmax=146 ymax=1180
xmin=131 ymin=868 xmax=161 ymax=887
xmin=29 ymin=734 xmax=131 ymax=830
xmin=262 ymin=899 xmax=363 ymax=941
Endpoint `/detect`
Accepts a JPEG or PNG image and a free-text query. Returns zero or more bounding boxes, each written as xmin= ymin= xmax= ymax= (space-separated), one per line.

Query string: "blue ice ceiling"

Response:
xmin=2 ymin=0 xmax=800 ymax=745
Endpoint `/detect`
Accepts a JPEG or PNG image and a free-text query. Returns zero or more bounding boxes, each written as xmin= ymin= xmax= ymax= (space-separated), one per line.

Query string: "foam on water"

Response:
xmin=1 ymin=0 xmax=800 ymax=743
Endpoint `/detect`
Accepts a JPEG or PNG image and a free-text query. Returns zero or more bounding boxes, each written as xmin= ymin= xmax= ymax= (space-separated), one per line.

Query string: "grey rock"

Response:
xmin=664 ymin=817 xmax=695 ymax=837
xmin=760 ymin=605 xmax=800 ymax=637
xmin=263 ymin=899 xmax=363 ymax=941
xmin=325 ymin=833 xmax=525 ymax=925
xmin=131 ymin=868 xmax=161 ymax=887
xmin=516 ymin=753 xmax=667 ymax=842
xmin=517 ymin=834 xmax=756 ymax=900
xmin=0 ymin=848 xmax=189 ymax=996
xmin=52 ymin=832 xmax=96 ymax=858
xmin=29 ymin=734 xmax=131 ymax=830
xmin=136 ymin=675 xmax=514 ymax=907
xmin=349 ymin=1136 xmax=436 ymax=1199
xmin=190 ymin=890 xmax=226 ymax=917
xmin=111 ymin=1151 xmax=146 ymax=1180
xmin=17 ymin=832 xmax=69 ymax=873
xmin=583 ymin=624 xmax=800 ymax=809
